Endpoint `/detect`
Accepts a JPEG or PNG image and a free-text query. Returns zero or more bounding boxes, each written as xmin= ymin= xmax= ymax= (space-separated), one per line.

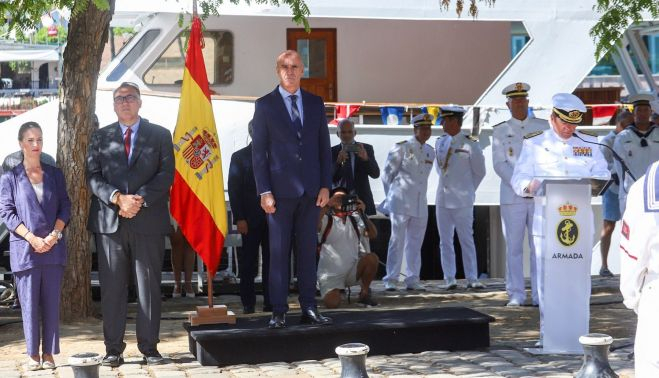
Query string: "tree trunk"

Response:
xmin=58 ymin=1 xmax=114 ymax=321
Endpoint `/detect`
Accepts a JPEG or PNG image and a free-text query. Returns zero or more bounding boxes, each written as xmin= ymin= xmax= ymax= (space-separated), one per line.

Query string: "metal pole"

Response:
xmin=207 ymin=270 xmax=213 ymax=308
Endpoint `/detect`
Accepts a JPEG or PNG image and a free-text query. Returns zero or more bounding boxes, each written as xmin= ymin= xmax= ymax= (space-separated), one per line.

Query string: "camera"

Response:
xmin=343 ymin=144 xmax=361 ymax=153
xmin=341 ymin=194 xmax=359 ymax=212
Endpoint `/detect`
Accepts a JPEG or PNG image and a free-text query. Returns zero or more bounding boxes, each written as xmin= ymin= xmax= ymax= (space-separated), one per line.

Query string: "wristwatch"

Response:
xmin=50 ymin=230 xmax=63 ymax=240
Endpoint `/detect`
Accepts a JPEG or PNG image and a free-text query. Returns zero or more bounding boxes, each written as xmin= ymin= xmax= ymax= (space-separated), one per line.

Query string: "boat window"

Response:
xmin=143 ymin=30 xmax=233 ymax=86
xmin=106 ymin=29 xmax=161 ymax=82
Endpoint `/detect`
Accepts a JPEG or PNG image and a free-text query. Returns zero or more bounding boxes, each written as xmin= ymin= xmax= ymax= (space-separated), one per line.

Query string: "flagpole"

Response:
xmin=193 ymin=0 xmax=198 ymax=17
xmin=207 ymin=271 xmax=214 ymax=308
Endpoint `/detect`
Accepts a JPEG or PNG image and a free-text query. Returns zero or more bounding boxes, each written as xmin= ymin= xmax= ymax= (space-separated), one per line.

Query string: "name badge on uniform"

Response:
xmin=572 ymin=146 xmax=592 ymax=157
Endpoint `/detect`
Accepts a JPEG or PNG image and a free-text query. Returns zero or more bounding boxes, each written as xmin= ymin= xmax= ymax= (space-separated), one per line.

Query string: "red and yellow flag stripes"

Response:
xmin=170 ymin=16 xmax=227 ymax=277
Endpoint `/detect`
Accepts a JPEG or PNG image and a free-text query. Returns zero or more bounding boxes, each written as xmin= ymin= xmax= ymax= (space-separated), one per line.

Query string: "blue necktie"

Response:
xmin=290 ymin=94 xmax=303 ymax=139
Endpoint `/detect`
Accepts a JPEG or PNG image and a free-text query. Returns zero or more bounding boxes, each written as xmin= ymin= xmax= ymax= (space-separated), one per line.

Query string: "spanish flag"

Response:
xmin=170 ymin=16 xmax=227 ymax=277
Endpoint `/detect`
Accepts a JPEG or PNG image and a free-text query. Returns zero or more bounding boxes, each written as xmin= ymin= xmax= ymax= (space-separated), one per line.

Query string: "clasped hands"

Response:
xmin=115 ymin=193 xmax=144 ymax=218
xmin=26 ymin=233 xmax=58 ymax=253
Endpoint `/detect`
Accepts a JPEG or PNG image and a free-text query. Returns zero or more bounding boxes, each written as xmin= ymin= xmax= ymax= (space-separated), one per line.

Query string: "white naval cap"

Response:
xmin=411 ymin=113 xmax=434 ymax=127
xmin=552 ymin=93 xmax=586 ymax=125
xmin=438 ymin=105 xmax=466 ymax=118
xmin=501 ymin=82 xmax=530 ymax=98
xmin=628 ymin=93 xmax=655 ymax=108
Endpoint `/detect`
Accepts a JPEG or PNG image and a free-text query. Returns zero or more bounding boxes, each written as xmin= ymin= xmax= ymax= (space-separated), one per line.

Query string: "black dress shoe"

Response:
xmin=101 ymin=353 xmax=124 ymax=367
xmin=268 ymin=313 xmax=286 ymax=329
xmin=300 ymin=308 xmax=332 ymax=325
xmin=243 ymin=305 xmax=255 ymax=314
xmin=143 ymin=351 xmax=164 ymax=365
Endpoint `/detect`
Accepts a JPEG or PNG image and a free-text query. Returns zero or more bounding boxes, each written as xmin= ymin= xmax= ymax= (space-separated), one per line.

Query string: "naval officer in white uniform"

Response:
xmin=434 ymin=106 xmax=486 ymax=289
xmin=511 ymin=93 xmax=609 ymax=345
xmin=620 ymin=160 xmax=659 ymax=378
xmin=613 ymin=93 xmax=659 ymax=215
xmin=381 ymin=113 xmax=435 ymax=291
xmin=492 ymin=82 xmax=548 ymax=306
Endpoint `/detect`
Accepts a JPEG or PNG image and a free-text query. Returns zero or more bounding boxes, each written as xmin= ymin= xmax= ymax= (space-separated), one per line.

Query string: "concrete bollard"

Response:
xmin=574 ymin=333 xmax=618 ymax=378
xmin=335 ymin=343 xmax=370 ymax=378
xmin=68 ymin=353 xmax=101 ymax=378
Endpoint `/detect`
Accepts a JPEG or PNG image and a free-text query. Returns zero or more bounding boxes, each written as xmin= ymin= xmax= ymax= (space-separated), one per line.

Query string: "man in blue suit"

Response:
xmin=252 ymin=50 xmax=332 ymax=329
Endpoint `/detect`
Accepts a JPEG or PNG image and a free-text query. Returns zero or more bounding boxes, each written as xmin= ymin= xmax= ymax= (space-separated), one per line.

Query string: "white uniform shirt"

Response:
xmin=613 ymin=125 xmax=659 ymax=199
xmin=600 ymin=131 xmax=619 ymax=194
xmin=619 ymin=165 xmax=659 ymax=313
xmin=511 ymin=128 xmax=610 ymax=235
xmin=492 ymin=117 xmax=549 ymax=204
xmin=382 ymin=136 xmax=435 ymax=218
xmin=434 ymin=133 xmax=486 ymax=208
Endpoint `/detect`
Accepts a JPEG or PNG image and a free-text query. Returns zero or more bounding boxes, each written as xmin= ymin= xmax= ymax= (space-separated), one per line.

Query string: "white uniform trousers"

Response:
xmin=635 ymin=278 xmax=659 ymax=378
xmin=436 ymin=206 xmax=478 ymax=281
xmin=384 ymin=212 xmax=428 ymax=285
xmin=533 ymin=235 xmax=546 ymax=339
xmin=501 ymin=202 xmax=538 ymax=304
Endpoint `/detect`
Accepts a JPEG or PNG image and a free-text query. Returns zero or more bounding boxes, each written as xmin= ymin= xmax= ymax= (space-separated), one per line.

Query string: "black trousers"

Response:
xmin=238 ymin=222 xmax=270 ymax=309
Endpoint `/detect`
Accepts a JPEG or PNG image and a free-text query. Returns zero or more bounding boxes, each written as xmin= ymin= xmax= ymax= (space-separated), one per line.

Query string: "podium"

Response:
xmin=533 ymin=178 xmax=603 ymax=354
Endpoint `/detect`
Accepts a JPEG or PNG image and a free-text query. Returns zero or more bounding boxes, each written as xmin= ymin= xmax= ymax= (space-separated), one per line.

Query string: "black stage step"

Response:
xmin=184 ymin=306 xmax=495 ymax=366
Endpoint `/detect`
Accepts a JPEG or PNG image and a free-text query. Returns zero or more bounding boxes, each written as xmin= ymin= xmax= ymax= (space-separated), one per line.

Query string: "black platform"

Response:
xmin=184 ymin=306 xmax=495 ymax=366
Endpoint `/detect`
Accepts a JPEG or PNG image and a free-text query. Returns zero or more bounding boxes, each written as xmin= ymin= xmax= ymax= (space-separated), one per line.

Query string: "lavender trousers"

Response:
xmin=14 ymin=265 xmax=64 ymax=356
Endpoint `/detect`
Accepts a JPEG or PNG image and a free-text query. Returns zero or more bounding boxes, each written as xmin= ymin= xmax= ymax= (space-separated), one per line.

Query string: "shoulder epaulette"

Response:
xmin=396 ymin=140 xmax=407 ymax=145
xmin=535 ymin=118 xmax=548 ymax=122
xmin=524 ymin=130 xmax=543 ymax=139
xmin=579 ymin=130 xmax=597 ymax=137
xmin=492 ymin=121 xmax=505 ymax=128
xmin=466 ymin=135 xmax=478 ymax=142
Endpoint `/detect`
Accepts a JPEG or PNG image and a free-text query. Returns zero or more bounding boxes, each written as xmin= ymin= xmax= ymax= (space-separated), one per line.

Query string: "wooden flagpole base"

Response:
xmin=188 ymin=271 xmax=236 ymax=326
xmin=188 ymin=305 xmax=236 ymax=326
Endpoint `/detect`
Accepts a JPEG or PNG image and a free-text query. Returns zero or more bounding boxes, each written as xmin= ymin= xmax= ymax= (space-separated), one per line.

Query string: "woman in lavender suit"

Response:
xmin=0 ymin=122 xmax=71 ymax=370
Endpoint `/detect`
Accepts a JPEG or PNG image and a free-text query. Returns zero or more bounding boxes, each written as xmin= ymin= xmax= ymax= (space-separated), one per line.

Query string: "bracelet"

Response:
xmin=24 ymin=231 xmax=32 ymax=241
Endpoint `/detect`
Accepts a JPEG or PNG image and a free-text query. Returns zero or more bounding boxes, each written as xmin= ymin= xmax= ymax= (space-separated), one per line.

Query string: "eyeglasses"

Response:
xmin=113 ymin=95 xmax=139 ymax=104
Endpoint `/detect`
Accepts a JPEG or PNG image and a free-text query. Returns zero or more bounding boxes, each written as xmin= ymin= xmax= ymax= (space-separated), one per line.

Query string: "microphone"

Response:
xmin=571 ymin=132 xmax=636 ymax=182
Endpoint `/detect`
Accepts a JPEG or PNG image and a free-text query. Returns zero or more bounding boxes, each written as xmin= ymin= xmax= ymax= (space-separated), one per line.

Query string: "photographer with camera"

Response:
xmin=331 ymin=119 xmax=380 ymax=215
xmin=317 ymin=187 xmax=379 ymax=308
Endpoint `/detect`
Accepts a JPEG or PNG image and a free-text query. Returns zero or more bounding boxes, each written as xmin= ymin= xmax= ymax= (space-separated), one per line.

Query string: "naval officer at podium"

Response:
xmin=511 ymin=93 xmax=609 ymax=346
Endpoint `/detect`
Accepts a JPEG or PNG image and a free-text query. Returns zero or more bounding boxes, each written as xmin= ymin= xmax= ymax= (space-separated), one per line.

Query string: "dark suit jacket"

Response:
xmin=228 ymin=143 xmax=266 ymax=227
xmin=251 ymin=87 xmax=331 ymax=198
xmin=331 ymin=142 xmax=380 ymax=215
xmin=86 ymin=118 xmax=174 ymax=235
xmin=0 ymin=163 xmax=71 ymax=272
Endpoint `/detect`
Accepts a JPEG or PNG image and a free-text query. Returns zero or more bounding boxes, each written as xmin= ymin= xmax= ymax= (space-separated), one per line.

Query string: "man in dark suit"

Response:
xmin=251 ymin=50 xmax=332 ymax=329
xmin=331 ymin=119 xmax=380 ymax=215
xmin=86 ymin=82 xmax=174 ymax=366
xmin=228 ymin=121 xmax=271 ymax=314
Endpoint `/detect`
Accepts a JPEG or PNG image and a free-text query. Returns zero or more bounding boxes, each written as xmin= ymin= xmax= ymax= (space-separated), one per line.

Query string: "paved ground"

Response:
xmin=0 ymin=276 xmax=636 ymax=377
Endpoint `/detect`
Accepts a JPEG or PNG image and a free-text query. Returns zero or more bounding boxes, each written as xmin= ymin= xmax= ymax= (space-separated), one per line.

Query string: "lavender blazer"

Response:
xmin=0 ymin=163 xmax=71 ymax=272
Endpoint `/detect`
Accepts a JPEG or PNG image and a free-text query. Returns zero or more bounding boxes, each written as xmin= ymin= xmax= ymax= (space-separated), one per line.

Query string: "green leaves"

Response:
xmin=590 ymin=0 xmax=659 ymax=59
xmin=194 ymin=0 xmax=310 ymax=31
xmin=440 ymin=0 xmax=497 ymax=18
xmin=0 ymin=0 xmax=109 ymax=37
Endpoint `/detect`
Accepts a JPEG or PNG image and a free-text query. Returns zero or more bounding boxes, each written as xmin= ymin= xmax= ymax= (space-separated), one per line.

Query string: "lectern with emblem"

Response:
xmin=534 ymin=178 xmax=606 ymax=354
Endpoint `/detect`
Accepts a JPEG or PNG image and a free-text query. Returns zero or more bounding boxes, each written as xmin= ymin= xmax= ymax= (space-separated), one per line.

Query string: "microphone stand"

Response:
xmin=572 ymin=133 xmax=636 ymax=190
